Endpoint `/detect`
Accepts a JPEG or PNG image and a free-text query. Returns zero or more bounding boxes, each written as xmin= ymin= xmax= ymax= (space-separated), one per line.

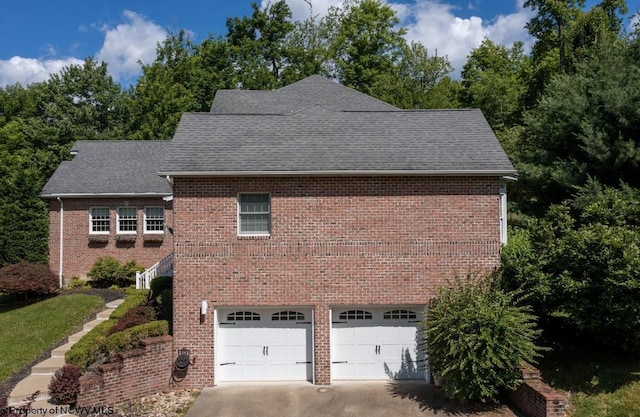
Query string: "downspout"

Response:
xmin=56 ymin=197 xmax=64 ymax=288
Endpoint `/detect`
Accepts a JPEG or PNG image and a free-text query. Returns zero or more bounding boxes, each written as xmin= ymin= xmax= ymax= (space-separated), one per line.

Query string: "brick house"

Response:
xmin=42 ymin=75 xmax=516 ymax=386
xmin=160 ymin=75 xmax=516 ymax=386
xmin=40 ymin=141 xmax=174 ymax=285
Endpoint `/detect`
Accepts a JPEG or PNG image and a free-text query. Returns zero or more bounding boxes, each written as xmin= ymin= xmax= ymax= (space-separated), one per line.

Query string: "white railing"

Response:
xmin=136 ymin=253 xmax=173 ymax=289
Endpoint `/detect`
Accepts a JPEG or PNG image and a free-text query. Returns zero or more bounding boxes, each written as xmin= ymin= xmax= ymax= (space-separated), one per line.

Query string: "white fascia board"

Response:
xmin=40 ymin=193 xmax=173 ymax=199
xmin=158 ymin=170 xmax=519 ymax=177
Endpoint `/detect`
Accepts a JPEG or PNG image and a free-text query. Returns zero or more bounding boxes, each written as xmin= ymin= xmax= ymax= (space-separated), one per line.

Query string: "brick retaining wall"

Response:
xmin=76 ymin=336 xmax=173 ymax=407
xmin=507 ymin=363 xmax=567 ymax=417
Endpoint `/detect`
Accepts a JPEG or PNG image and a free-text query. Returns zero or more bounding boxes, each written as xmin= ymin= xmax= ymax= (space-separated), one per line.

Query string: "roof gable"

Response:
xmin=210 ymin=75 xmax=398 ymax=114
xmin=40 ymin=140 xmax=173 ymax=198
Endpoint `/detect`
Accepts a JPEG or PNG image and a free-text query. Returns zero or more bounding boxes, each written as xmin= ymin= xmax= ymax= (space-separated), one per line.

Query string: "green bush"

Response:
xmin=110 ymin=289 xmax=149 ymax=320
xmin=157 ymin=288 xmax=173 ymax=324
xmin=103 ymin=320 xmax=169 ymax=361
xmin=149 ymin=275 xmax=172 ymax=296
xmin=65 ymin=319 xmax=116 ymax=371
xmin=65 ymin=289 xmax=150 ymax=370
xmin=424 ymin=274 xmax=543 ymax=403
xmin=87 ymin=257 xmax=144 ymax=288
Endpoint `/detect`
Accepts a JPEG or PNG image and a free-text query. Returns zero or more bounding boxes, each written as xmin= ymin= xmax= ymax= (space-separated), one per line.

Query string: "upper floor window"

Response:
xmin=89 ymin=207 xmax=110 ymax=234
xmin=238 ymin=193 xmax=271 ymax=235
xmin=144 ymin=207 xmax=164 ymax=233
xmin=117 ymin=207 xmax=137 ymax=234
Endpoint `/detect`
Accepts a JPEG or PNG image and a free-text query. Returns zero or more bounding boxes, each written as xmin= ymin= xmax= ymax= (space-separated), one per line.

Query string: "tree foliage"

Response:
xmin=501 ymin=181 xmax=640 ymax=351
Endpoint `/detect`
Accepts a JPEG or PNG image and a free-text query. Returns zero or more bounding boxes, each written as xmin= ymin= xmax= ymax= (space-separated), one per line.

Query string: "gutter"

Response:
xmin=56 ymin=197 xmax=64 ymax=289
xmin=157 ymin=169 xmax=519 ymax=178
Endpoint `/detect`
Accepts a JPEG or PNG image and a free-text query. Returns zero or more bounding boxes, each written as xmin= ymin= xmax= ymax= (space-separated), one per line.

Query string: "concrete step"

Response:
xmin=106 ymin=299 xmax=124 ymax=309
xmin=31 ymin=357 xmax=65 ymax=374
xmin=51 ymin=342 xmax=75 ymax=358
xmin=7 ymin=374 xmax=51 ymax=405
xmin=67 ymin=330 xmax=89 ymax=344
xmin=82 ymin=318 xmax=104 ymax=331
xmin=97 ymin=308 xmax=115 ymax=320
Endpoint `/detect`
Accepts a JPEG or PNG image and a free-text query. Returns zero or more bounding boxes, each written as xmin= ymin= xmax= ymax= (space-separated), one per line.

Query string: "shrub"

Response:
xmin=103 ymin=321 xmax=169 ymax=361
xmin=87 ymin=257 xmax=144 ymax=288
xmin=0 ymin=262 xmax=58 ymax=301
xmin=107 ymin=306 xmax=157 ymax=335
xmin=65 ymin=289 xmax=150 ymax=370
xmin=157 ymin=288 xmax=173 ymax=324
xmin=65 ymin=319 xmax=117 ymax=371
xmin=149 ymin=275 xmax=172 ymax=296
xmin=424 ymin=274 xmax=543 ymax=403
xmin=65 ymin=277 xmax=90 ymax=290
xmin=48 ymin=364 xmax=81 ymax=406
xmin=110 ymin=289 xmax=149 ymax=320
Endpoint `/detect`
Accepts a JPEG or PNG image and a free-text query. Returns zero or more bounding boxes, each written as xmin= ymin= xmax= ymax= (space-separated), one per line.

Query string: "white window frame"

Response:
xmin=144 ymin=206 xmax=165 ymax=234
xmin=89 ymin=207 xmax=110 ymax=234
xmin=237 ymin=192 xmax=271 ymax=236
xmin=117 ymin=207 xmax=138 ymax=234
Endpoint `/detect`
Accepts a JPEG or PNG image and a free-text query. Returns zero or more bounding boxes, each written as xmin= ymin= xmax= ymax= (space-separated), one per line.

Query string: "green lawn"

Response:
xmin=539 ymin=346 xmax=640 ymax=417
xmin=0 ymin=294 xmax=104 ymax=383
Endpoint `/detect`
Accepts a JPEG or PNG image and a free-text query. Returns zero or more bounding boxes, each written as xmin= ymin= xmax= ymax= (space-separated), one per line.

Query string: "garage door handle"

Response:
xmin=220 ymin=322 xmax=236 ymax=325
xmin=332 ymin=321 xmax=347 ymax=324
xmin=332 ymin=361 xmax=348 ymax=364
xmin=296 ymin=361 xmax=312 ymax=364
xmin=296 ymin=321 xmax=311 ymax=324
xmin=220 ymin=362 xmax=236 ymax=366
xmin=263 ymin=346 xmax=269 ymax=356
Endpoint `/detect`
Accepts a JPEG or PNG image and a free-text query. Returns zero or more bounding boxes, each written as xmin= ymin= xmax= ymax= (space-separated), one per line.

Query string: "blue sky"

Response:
xmin=1 ymin=0 xmax=638 ymax=87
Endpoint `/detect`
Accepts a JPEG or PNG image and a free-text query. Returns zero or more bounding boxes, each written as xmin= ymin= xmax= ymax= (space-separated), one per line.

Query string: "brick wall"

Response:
xmin=506 ymin=364 xmax=567 ymax=417
xmin=171 ymin=175 xmax=503 ymax=387
xmin=47 ymin=198 xmax=173 ymax=282
xmin=76 ymin=336 xmax=173 ymax=407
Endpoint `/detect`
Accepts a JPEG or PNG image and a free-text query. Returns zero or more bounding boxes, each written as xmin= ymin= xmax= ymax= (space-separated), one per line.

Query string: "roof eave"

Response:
xmin=157 ymin=169 xmax=518 ymax=178
xmin=40 ymin=192 xmax=173 ymax=199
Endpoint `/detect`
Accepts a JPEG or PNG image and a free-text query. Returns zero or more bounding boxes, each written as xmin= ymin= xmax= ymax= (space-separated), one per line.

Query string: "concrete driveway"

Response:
xmin=184 ymin=381 xmax=522 ymax=417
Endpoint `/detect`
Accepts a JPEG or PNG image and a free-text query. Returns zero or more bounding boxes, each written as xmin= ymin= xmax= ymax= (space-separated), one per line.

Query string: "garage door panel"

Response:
xmin=332 ymin=307 xmax=426 ymax=381
xmin=217 ymin=308 xmax=312 ymax=382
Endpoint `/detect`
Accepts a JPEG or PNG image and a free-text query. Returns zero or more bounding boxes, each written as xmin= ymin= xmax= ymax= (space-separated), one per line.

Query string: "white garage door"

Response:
xmin=217 ymin=308 xmax=313 ymax=382
xmin=331 ymin=307 xmax=426 ymax=380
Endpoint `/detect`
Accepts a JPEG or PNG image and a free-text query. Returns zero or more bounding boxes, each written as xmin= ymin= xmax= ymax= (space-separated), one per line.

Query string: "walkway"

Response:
xmin=6 ymin=299 xmax=124 ymax=415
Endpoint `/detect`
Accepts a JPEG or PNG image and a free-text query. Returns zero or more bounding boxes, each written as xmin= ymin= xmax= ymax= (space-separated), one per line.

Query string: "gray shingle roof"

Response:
xmin=40 ymin=140 xmax=173 ymax=198
xmin=210 ymin=74 xmax=398 ymax=114
xmin=160 ymin=106 xmax=516 ymax=176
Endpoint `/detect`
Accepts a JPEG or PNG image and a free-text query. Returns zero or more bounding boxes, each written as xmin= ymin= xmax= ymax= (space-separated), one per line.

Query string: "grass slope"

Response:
xmin=0 ymin=294 xmax=104 ymax=383
xmin=539 ymin=346 xmax=640 ymax=417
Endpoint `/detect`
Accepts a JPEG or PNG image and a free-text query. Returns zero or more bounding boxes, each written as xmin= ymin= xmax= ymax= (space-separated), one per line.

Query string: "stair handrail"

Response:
xmin=136 ymin=253 xmax=173 ymax=289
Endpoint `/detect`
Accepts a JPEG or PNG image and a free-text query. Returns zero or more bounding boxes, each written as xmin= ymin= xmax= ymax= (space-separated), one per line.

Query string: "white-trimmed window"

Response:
xmin=238 ymin=193 xmax=271 ymax=235
xmin=144 ymin=207 xmax=164 ymax=233
xmin=89 ymin=207 xmax=110 ymax=234
xmin=117 ymin=207 xmax=137 ymax=234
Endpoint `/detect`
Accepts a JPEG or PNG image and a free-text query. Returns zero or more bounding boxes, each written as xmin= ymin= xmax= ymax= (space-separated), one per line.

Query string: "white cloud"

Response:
xmin=404 ymin=0 xmax=533 ymax=76
xmin=0 ymin=56 xmax=83 ymax=87
xmin=96 ymin=10 xmax=167 ymax=83
xmin=270 ymin=0 xmax=533 ymax=78
xmin=0 ymin=10 xmax=166 ymax=87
